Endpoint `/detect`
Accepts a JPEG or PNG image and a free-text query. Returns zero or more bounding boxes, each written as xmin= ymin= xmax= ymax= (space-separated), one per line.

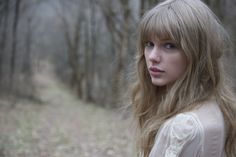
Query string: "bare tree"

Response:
xmin=9 ymin=0 xmax=21 ymax=90
xmin=83 ymin=0 xmax=97 ymax=102
xmin=56 ymin=0 xmax=84 ymax=98
xmin=0 ymin=0 xmax=42 ymax=101
xmin=97 ymin=0 xmax=132 ymax=105
xmin=0 ymin=0 xmax=9 ymax=85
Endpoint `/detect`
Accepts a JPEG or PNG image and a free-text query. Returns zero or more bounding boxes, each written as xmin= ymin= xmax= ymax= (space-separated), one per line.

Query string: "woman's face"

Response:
xmin=144 ymin=37 xmax=187 ymax=86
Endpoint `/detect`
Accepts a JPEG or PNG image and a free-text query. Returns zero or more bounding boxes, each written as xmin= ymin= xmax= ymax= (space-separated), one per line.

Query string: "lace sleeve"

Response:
xmin=149 ymin=113 xmax=202 ymax=157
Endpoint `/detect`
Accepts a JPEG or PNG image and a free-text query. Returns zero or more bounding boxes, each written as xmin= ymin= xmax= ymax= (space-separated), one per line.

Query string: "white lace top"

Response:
xmin=149 ymin=100 xmax=226 ymax=157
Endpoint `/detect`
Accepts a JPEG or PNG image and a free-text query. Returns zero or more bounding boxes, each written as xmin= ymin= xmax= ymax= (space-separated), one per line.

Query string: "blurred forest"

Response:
xmin=0 ymin=0 xmax=235 ymax=156
xmin=0 ymin=0 xmax=235 ymax=107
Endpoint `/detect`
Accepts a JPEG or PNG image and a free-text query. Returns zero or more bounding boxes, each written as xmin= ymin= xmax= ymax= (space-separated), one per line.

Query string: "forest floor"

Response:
xmin=0 ymin=62 xmax=135 ymax=157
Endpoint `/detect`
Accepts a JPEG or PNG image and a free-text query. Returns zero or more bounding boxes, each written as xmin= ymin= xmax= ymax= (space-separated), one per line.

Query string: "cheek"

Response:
xmin=168 ymin=55 xmax=187 ymax=76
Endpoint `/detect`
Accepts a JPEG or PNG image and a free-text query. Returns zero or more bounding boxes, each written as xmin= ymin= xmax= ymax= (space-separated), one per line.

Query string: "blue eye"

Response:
xmin=164 ymin=43 xmax=176 ymax=49
xmin=145 ymin=41 xmax=154 ymax=48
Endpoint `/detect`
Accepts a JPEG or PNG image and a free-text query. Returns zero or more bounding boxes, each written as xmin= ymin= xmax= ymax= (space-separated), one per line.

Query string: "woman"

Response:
xmin=131 ymin=0 xmax=236 ymax=157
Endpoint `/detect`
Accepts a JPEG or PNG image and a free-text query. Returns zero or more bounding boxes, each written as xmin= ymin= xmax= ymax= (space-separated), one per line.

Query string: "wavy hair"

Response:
xmin=131 ymin=0 xmax=236 ymax=157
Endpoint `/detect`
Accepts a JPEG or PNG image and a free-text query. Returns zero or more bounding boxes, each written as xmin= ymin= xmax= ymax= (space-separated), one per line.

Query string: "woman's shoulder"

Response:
xmin=150 ymin=101 xmax=225 ymax=157
xmin=192 ymin=100 xmax=225 ymax=132
xmin=191 ymin=100 xmax=226 ymax=157
xmin=165 ymin=112 xmax=202 ymax=141
xmin=150 ymin=113 xmax=203 ymax=157
xmin=161 ymin=99 xmax=225 ymax=140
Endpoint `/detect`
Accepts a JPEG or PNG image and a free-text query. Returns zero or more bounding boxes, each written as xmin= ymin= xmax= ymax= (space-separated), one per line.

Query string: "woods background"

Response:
xmin=0 ymin=0 xmax=235 ymax=156
xmin=0 ymin=0 xmax=235 ymax=107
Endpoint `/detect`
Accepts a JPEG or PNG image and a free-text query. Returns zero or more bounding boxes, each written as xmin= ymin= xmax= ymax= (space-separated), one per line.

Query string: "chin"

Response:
xmin=151 ymin=79 xmax=167 ymax=86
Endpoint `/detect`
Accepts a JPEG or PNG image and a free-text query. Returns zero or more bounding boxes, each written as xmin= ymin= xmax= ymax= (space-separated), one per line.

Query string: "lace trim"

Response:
xmin=164 ymin=114 xmax=198 ymax=157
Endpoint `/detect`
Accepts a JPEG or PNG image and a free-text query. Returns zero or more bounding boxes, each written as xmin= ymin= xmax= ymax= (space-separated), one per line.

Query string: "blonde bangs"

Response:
xmin=140 ymin=5 xmax=182 ymax=48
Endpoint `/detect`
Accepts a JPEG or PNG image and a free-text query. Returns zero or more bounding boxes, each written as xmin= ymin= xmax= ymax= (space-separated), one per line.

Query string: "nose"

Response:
xmin=149 ymin=47 xmax=161 ymax=63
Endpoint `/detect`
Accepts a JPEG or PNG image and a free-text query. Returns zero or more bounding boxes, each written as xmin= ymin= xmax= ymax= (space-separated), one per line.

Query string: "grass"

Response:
xmin=0 ymin=72 xmax=135 ymax=157
xmin=0 ymin=61 xmax=135 ymax=157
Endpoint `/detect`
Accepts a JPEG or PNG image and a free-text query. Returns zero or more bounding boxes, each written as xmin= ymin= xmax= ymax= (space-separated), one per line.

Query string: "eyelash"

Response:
xmin=144 ymin=41 xmax=154 ymax=48
xmin=144 ymin=41 xmax=177 ymax=49
xmin=164 ymin=43 xmax=176 ymax=49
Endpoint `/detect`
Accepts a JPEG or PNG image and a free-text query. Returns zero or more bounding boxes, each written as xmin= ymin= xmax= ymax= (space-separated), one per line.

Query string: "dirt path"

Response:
xmin=0 ymin=62 xmax=134 ymax=157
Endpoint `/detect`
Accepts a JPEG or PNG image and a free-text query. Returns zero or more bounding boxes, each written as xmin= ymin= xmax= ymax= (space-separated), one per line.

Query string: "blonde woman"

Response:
xmin=131 ymin=0 xmax=236 ymax=157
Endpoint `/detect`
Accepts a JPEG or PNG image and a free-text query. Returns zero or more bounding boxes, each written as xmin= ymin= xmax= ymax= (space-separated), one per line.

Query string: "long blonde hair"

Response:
xmin=131 ymin=0 xmax=236 ymax=157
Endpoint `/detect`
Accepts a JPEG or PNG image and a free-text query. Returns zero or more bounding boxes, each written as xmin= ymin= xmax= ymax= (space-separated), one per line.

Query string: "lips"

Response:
xmin=149 ymin=67 xmax=164 ymax=72
xmin=149 ymin=67 xmax=164 ymax=77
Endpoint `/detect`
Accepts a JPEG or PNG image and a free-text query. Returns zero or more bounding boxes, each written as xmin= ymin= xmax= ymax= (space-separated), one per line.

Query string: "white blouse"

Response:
xmin=149 ymin=100 xmax=226 ymax=157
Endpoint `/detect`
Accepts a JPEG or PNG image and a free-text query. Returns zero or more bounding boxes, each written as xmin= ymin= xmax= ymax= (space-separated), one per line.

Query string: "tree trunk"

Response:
xmin=10 ymin=0 xmax=21 ymax=91
xmin=111 ymin=0 xmax=130 ymax=106
xmin=0 ymin=0 xmax=9 ymax=85
xmin=22 ymin=17 xmax=32 ymax=75
xmin=58 ymin=2 xmax=84 ymax=98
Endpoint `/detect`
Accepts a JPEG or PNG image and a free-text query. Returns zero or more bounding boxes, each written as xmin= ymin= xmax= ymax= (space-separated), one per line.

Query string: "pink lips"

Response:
xmin=149 ymin=67 xmax=164 ymax=77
